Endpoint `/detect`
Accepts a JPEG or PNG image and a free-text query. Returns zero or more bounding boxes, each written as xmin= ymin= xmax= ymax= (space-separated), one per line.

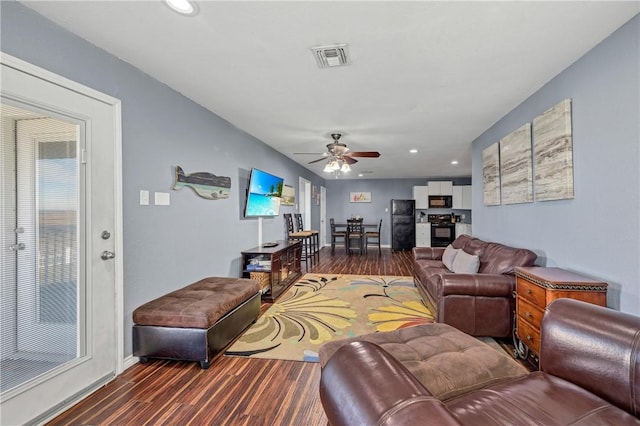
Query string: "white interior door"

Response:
xmin=298 ymin=177 xmax=311 ymax=226
xmin=1 ymin=54 xmax=122 ymax=425
xmin=320 ymin=186 xmax=326 ymax=246
xmin=298 ymin=178 xmax=311 ymax=229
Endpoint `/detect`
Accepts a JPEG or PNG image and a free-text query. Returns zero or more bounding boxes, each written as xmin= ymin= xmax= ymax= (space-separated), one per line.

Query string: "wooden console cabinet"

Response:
xmin=241 ymin=240 xmax=301 ymax=302
xmin=514 ymin=266 xmax=607 ymax=361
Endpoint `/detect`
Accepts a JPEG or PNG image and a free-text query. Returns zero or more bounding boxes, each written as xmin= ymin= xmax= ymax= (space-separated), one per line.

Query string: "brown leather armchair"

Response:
xmin=320 ymin=299 xmax=640 ymax=425
xmin=413 ymin=234 xmax=537 ymax=337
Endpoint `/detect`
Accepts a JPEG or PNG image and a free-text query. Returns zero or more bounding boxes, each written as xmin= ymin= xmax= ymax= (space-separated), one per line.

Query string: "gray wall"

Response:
xmin=471 ymin=15 xmax=639 ymax=313
xmin=1 ymin=2 xmax=326 ymax=356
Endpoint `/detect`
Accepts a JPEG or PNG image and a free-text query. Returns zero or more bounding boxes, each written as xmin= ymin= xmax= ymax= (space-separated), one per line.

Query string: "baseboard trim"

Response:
xmin=322 ymin=243 xmax=391 ymax=248
xmin=123 ymin=354 xmax=139 ymax=370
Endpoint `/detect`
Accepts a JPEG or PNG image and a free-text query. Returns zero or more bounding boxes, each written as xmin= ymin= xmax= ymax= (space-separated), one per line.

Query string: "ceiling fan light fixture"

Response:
xmin=323 ymin=162 xmax=334 ymax=173
xmin=340 ymin=163 xmax=351 ymax=173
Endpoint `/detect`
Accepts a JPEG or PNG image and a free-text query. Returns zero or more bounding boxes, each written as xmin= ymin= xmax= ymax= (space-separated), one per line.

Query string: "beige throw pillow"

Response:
xmin=442 ymin=244 xmax=459 ymax=271
xmin=452 ymin=250 xmax=480 ymax=274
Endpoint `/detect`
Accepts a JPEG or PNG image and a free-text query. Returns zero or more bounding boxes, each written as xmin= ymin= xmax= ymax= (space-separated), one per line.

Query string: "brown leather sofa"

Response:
xmin=413 ymin=234 xmax=537 ymax=337
xmin=320 ymin=298 xmax=640 ymax=425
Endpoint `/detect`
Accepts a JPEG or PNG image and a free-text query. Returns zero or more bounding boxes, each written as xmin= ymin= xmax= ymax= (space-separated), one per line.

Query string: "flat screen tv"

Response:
xmin=244 ymin=168 xmax=284 ymax=217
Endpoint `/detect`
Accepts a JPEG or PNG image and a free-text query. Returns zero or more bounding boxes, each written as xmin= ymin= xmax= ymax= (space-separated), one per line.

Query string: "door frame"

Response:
xmin=1 ymin=52 xmax=124 ymax=378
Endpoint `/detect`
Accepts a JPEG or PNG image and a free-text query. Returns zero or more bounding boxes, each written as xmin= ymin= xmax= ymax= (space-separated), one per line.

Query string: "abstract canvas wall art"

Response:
xmin=482 ymin=142 xmax=501 ymax=206
xmin=533 ymin=99 xmax=574 ymax=201
xmin=500 ymin=123 xmax=533 ymax=205
xmin=350 ymin=192 xmax=371 ymax=203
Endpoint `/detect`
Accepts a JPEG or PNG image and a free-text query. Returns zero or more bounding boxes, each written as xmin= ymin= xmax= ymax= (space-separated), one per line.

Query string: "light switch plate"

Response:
xmin=140 ymin=190 xmax=149 ymax=206
xmin=155 ymin=192 xmax=170 ymax=206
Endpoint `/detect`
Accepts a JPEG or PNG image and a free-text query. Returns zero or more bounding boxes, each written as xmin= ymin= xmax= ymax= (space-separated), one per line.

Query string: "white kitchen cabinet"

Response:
xmin=462 ymin=185 xmax=472 ymax=209
xmin=428 ymin=181 xmax=453 ymax=196
xmin=416 ymin=223 xmax=431 ymax=247
xmin=452 ymin=186 xmax=463 ymax=209
xmin=412 ymin=186 xmax=429 ymax=209
xmin=452 ymin=185 xmax=472 ymax=209
xmin=455 ymin=223 xmax=472 ymax=238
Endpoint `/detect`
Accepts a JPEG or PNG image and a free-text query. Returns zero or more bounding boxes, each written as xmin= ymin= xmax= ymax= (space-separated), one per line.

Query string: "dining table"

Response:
xmin=334 ymin=220 xmax=380 ymax=254
xmin=333 ymin=222 xmax=379 ymax=229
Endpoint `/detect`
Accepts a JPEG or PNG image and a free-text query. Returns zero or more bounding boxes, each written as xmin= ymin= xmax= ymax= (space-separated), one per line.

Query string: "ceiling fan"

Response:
xmin=295 ymin=133 xmax=381 ymax=165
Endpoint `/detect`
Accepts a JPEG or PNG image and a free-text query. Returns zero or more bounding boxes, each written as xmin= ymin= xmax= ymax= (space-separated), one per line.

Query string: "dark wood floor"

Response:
xmin=46 ymin=247 xmax=518 ymax=425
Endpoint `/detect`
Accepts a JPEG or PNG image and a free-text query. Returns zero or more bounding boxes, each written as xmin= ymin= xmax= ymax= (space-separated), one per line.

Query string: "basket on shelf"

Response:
xmin=250 ymin=272 xmax=270 ymax=290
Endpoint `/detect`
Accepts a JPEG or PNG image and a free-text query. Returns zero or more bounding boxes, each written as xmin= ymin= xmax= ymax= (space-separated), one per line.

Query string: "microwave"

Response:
xmin=428 ymin=195 xmax=452 ymax=208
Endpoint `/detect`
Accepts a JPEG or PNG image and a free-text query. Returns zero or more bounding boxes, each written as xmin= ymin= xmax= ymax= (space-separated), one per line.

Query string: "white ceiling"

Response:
xmin=22 ymin=1 xmax=639 ymax=179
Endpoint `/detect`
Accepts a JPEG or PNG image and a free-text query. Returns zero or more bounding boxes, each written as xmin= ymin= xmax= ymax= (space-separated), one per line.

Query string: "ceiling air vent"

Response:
xmin=311 ymin=44 xmax=351 ymax=68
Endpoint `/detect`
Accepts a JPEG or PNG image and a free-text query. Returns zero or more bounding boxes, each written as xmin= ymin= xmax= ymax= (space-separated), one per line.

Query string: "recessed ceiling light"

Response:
xmin=451 ymin=160 xmax=459 ymax=165
xmin=358 ymin=173 xmax=364 ymax=177
xmin=409 ymin=149 xmax=418 ymax=154
xmin=164 ymin=0 xmax=199 ymax=16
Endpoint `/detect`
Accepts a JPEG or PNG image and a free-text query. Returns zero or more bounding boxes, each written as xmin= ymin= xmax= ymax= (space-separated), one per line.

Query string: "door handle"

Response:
xmin=10 ymin=243 xmax=26 ymax=251
xmin=101 ymin=250 xmax=115 ymax=261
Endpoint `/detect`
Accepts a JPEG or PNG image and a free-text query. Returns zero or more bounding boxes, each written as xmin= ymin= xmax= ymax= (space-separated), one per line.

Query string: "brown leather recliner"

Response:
xmin=413 ymin=234 xmax=537 ymax=337
xmin=320 ymin=299 xmax=640 ymax=425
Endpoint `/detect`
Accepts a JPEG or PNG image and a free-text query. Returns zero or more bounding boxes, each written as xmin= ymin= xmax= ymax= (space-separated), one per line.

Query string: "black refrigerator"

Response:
xmin=391 ymin=199 xmax=415 ymax=251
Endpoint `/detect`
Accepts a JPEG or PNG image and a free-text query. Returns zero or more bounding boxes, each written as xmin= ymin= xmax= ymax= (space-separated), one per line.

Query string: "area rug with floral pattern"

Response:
xmin=225 ymin=274 xmax=434 ymax=363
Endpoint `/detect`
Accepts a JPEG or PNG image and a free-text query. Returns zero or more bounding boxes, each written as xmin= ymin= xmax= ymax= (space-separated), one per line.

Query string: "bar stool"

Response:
xmin=284 ymin=213 xmax=313 ymax=270
xmin=294 ymin=213 xmax=320 ymax=265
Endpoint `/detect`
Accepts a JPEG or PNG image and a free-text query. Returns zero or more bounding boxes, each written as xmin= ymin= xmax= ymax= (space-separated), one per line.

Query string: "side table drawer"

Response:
xmin=517 ymin=297 xmax=544 ymax=329
xmin=517 ymin=316 xmax=541 ymax=355
xmin=517 ymin=277 xmax=546 ymax=306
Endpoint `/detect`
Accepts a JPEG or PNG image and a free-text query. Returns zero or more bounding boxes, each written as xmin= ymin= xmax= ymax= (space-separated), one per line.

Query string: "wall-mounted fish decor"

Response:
xmin=173 ymin=166 xmax=231 ymax=200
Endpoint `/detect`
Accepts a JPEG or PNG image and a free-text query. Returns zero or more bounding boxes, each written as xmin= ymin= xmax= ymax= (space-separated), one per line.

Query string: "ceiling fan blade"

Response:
xmin=308 ymin=157 xmax=327 ymax=164
xmin=347 ymin=151 xmax=381 ymax=158
xmin=343 ymin=156 xmax=358 ymax=165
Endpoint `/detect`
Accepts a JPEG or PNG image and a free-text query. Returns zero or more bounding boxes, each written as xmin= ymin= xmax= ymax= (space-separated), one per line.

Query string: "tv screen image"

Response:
xmin=244 ymin=168 xmax=284 ymax=217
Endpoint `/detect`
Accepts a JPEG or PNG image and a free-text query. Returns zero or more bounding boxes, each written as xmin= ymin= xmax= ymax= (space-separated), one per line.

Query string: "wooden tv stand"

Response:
xmin=241 ymin=240 xmax=302 ymax=302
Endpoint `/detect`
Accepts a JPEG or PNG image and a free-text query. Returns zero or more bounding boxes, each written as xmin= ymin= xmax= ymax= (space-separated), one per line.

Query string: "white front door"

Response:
xmin=1 ymin=54 xmax=122 ymax=425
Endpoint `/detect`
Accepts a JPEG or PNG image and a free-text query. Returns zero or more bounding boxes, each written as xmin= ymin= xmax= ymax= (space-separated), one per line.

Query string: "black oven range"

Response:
xmin=428 ymin=214 xmax=456 ymax=247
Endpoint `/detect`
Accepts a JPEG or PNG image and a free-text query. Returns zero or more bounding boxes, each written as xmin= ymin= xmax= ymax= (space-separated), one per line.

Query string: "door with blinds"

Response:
xmin=1 ymin=55 xmax=121 ymax=425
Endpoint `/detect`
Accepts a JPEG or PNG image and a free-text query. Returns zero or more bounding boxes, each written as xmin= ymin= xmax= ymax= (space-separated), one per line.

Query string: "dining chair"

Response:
xmin=346 ymin=218 xmax=365 ymax=255
xmin=284 ymin=213 xmax=313 ymax=270
xmin=330 ymin=218 xmax=346 ymax=253
xmin=365 ymin=219 xmax=383 ymax=255
xmin=294 ymin=213 xmax=319 ymax=264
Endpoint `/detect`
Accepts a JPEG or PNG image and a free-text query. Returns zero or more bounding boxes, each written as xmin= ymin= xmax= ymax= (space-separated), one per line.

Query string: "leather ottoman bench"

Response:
xmin=133 ymin=277 xmax=260 ymax=369
xmin=319 ymin=323 xmax=527 ymax=400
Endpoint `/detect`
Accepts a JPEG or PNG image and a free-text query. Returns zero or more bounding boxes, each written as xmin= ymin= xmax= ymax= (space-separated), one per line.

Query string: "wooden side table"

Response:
xmin=514 ymin=266 xmax=607 ymax=363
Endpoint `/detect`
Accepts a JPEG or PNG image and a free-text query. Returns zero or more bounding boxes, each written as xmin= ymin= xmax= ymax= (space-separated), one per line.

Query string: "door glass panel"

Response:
xmin=1 ymin=102 xmax=81 ymax=393
xmin=37 ymin=139 xmax=78 ymax=324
